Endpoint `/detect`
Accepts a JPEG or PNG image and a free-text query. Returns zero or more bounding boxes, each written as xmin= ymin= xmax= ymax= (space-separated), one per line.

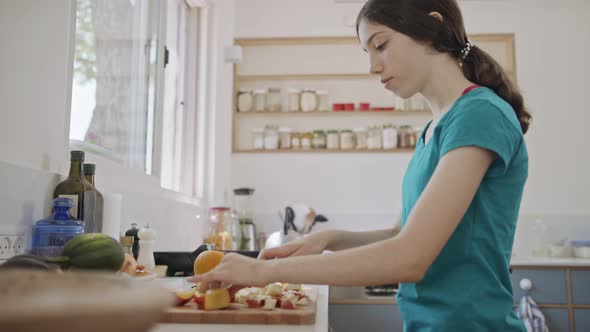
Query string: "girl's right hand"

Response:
xmin=257 ymin=231 xmax=332 ymax=260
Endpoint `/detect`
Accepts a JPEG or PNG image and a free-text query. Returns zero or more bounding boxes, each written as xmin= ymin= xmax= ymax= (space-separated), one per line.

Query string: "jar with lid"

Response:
xmin=398 ymin=125 xmax=413 ymax=148
xmin=382 ymin=124 xmax=398 ymax=150
xmin=264 ymin=125 xmax=279 ymax=150
xmin=291 ymin=132 xmax=301 ymax=149
xmin=287 ymin=89 xmax=301 ymax=112
xmin=316 ymin=90 xmax=330 ymax=112
xmin=206 ymin=207 xmax=234 ymax=250
xmin=267 ymin=87 xmax=282 ymax=112
xmin=279 ymin=127 xmax=292 ymax=149
xmin=31 ymin=197 xmax=84 ymax=257
xmin=253 ymin=89 xmax=267 ymax=112
xmin=368 ymin=126 xmax=383 ymax=150
xmin=340 ymin=129 xmax=355 ymax=150
xmin=237 ymin=89 xmax=253 ymax=112
xmin=312 ymin=130 xmax=327 ymax=149
xmin=252 ymin=128 xmax=264 ymax=150
xmin=300 ymin=90 xmax=318 ymax=112
xmin=301 ymin=132 xmax=313 ymax=149
xmin=354 ymin=128 xmax=368 ymax=150
xmin=326 ymin=130 xmax=340 ymax=150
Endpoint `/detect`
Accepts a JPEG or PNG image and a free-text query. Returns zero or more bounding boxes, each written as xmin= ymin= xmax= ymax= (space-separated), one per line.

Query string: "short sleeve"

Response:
xmin=439 ymin=100 xmax=522 ymax=177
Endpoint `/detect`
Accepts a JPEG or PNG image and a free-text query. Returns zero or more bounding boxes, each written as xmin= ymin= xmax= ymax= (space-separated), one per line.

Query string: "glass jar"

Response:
xmin=326 ymin=130 xmax=340 ymax=150
xmin=368 ymin=126 xmax=382 ymax=150
xmin=301 ymin=132 xmax=313 ymax=149
xmin=287 ymin=89 xmax=301 ymax=112
xmin=252 ymin=128 xmax=264 ymax=150
xmin=312 ymin=130 xmax=326 ymax=149
xmin=354 ymin=128 xmax=368 ymax=150
xmin=340 ymin=129 xmax=354 ymax=150
xmin=264 ymin=125 xmax=279 ymax=150
xmin=267 ymin=87 xmax=282 ymax=112
xmin=237 ymin=89 xmax=253 ymax=112
xmin=316 ymin=90 xmax=330 ymax=112
xmin=382 ymin=124 xmax=398 ymax=150
xmin=32 ymin=198 xmax=84 ymax=257
xmin=300 ymin=90 xmax=317 ymax=112
xmin=279 ymin=127 xmax=292 ymax=149
xmin=206 ymin=207 xmax=234 ymax=250
xmin=291 ymin=132 xmax=301 ymax=149
xmin=253 ymin=89 xmax=267 ymax=112
xmin=398 ymin=125 xmax=413 ymax=148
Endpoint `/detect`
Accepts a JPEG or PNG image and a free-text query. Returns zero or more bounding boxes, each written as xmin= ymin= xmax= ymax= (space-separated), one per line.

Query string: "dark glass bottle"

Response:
xmin=125 ymin=223 xmax=140 ymax=260
xmin=53 ymin=150 xmax=97 ymax=232
xmin=83 ymin=163 xmax=104 ymax=233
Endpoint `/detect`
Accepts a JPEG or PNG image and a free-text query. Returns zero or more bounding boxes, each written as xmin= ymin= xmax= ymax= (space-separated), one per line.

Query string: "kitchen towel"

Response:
xmin=102 ymin=192 xmax=123 ymax=240
xmin=517 ymin=293 xmax=549 ymax=332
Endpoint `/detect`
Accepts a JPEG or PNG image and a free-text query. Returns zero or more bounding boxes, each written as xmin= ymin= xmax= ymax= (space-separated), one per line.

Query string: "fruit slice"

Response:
xmin=193 ymin=292 xmax=205 ymax=307
xmin=193 ymin=250 xmax=225 ymax=275
xmin=203 ymin=288 xmax=231 ymax=310
xmin=174 ymin=289 xmax=196 ymax=306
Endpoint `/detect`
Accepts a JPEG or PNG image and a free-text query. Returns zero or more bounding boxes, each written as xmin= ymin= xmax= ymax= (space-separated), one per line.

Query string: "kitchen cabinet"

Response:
xmin=511 ymin=265 xmax=590 ymax=332
xmin=231 ymin=34 xmax=516 ymax=154
xmin=329 ymin=304 xmax=403 ymax=332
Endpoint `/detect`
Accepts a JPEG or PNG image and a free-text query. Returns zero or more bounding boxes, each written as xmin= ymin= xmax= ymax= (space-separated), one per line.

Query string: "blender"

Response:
xmin=233 ymin=188 xmax=257 ymax=251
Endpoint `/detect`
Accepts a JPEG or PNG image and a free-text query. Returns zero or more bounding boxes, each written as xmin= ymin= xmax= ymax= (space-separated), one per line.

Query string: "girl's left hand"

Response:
xmin=187 ymin=253 xmax=273 ymax=292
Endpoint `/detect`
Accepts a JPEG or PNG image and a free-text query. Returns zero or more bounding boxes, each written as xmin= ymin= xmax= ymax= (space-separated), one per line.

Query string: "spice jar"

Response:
xmin=354 ymin=128 xmax=368 ymax=150
xmin=301 ymin=132 xmax=313 ymax=149
xmin=382 ymin=124 xmax=398 ymax=150
xmin=317 ymin=90 xmax=330 ymax=112
xmin=267 ymin=87 xmax=282 ymax=112
xmin=279 ymin=127 xmax=292 ymax=149
xmin=237 ymin=89 xmax=253 ymax=112
xmin=398 ymin=125 xmax=413 ymax=148
xmin=287 ymin=89 xmax=301 ymax=112
xmin=253 ymin=89 xmax=267 ymax=112
xmin=368 ymin=126 xmax=382 ymax=150
xmin=300 ymin=90 xmax=318 ymax=112
xmin=252 ymin=128 xmax=264 ymax=150
xmin=326 ymin=130 xmax=340 ymax=150
xmin=264 ymin=125 xmax=279 ymax=150
xmin=291 ymin=132 xmax=302 ymax=149
xmin=340 ymin=129 xmax=354 ymax=150
xmin=312 ymin=130 xmax=327 ymax=149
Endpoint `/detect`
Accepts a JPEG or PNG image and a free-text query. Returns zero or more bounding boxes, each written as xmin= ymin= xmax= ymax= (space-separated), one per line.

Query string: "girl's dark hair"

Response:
xmin=356 ymin=0 xmax=531 ymax=134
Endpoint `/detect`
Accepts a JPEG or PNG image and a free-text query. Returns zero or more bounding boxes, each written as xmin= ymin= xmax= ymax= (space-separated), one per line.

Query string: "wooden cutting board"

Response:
xmin=162 ymin=289 xmax=317 ymax=325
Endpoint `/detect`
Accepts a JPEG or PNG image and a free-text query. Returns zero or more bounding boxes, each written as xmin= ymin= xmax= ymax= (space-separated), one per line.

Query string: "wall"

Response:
xmin=230 ymin=0 xmax=590 ymax=243
xmin=0 ymin=0 xmax=235 ymax=252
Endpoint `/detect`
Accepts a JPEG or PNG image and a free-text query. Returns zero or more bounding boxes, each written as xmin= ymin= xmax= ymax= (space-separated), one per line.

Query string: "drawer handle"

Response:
xmin=520 ymin=278 xmax=532 ymax=291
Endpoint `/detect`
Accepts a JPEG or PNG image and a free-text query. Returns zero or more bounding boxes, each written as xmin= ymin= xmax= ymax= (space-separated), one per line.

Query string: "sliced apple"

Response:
xmin=264 ymin=283 xmax=283 ymax=297
xmin=174 ymin=289 xmax=196 ymax=306
xmin=193 ymin=292 xmax=205 ymax=307
xmin=280 ymin=297 xmax=296 ymax=309
xmin=203 ymin=288 xmax=230 ymax=311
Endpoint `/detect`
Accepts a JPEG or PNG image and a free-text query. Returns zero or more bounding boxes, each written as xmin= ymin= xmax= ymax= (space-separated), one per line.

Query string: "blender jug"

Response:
xmin=233 ymin=188 xmax=257 ymax=250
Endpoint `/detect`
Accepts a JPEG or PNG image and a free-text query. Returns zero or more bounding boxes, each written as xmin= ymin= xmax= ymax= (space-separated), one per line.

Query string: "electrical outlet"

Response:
xmin=0 ymin=237 xmax=11 ymax=259
xmin=0 ymin=235 xmax=25 ymax=259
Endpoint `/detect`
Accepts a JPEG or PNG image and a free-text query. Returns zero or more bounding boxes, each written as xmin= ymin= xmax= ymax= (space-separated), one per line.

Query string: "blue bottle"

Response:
xmin=32 ymin=198 xmax=84 ymax=257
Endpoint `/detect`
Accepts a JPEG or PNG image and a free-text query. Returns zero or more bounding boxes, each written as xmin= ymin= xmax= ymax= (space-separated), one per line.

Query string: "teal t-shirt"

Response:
xmin=398 ymin=87 xmax=528 ymax=332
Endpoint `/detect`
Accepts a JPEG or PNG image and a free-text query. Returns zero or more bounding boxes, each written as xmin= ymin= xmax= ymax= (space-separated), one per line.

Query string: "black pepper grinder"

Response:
xmin=125 ymin=222 xmax=140 ymax=260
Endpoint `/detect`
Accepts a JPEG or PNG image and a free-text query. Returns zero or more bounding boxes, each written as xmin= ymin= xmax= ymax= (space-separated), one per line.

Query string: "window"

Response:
xmin=69 ymin=0 xmax=206 ymax=197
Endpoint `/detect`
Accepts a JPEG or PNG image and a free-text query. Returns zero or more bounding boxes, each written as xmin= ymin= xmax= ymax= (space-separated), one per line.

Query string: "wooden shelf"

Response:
xmin=235 ymin=110 xmax=430 ymax=116
xmin=233 ymin=148 xmax=415 ymax=154
xmin=237 ymin=73 xmax=376 ymax=81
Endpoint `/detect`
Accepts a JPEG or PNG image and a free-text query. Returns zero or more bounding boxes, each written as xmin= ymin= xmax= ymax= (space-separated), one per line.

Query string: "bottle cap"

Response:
xmin=83 ymin=163 xmax=96 ymax=175
xmin=70 ymin=150 xmax=85 ymax=161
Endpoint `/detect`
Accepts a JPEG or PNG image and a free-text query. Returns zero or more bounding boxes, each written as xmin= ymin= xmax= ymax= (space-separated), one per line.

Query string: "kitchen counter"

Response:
xmin=510 ymin=256 xmax=590 ymax=267
xmin=329 ymin=286 xmax=396 ymax=305
xmin=150 ymin=281 xmax=329 ymax=332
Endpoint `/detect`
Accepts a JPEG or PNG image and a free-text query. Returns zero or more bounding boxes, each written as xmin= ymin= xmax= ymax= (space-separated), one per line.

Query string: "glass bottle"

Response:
xmin=31 ymin=198 xmax=84 ymax=257
xmin=83 ymin=163 xmax=104 ymax=233
xmin=53 ymin=150 xmax=97 ymax=233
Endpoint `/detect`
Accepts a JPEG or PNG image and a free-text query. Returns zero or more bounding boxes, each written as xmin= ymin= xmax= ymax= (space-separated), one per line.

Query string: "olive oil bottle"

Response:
xmin=83 ymin=163 xmax=104 ymax=233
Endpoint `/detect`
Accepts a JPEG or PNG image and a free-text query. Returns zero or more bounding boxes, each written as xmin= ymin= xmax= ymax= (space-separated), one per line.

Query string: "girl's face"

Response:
xmin=358 ymin=19 xmax=431 ymax=99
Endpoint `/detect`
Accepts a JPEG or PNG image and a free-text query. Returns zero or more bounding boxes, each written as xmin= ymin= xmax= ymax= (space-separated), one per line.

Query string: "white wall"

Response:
xmin=0 ymin=0 xmax=217 ymax=251
xmin=231 ymin=0 xmax=590 ymax=237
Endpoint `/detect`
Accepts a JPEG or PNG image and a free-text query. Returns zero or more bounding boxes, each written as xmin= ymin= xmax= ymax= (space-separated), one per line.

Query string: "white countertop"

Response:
xmin=510 ymin=256 xmax=590 ymax=267
xmin=149 ymin=280 xmax=329 ymax=332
